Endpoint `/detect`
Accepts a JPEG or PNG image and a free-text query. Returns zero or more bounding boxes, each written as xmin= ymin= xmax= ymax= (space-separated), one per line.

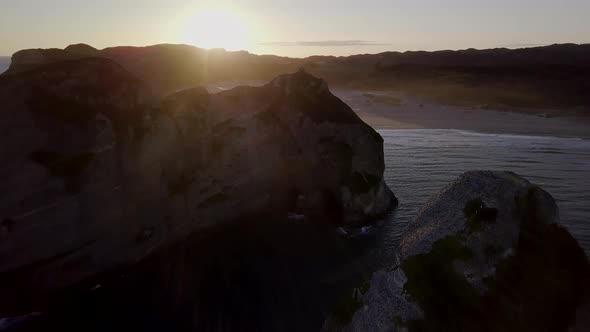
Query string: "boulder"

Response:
xmin=333 ymin=171 xmax=590 ymax=332
xmin=0 ymin=60 xmax=395 ymax=315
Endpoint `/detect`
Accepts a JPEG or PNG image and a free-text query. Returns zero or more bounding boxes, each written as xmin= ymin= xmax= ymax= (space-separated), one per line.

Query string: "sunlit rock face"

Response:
xmin=331 ymin=171 xmax=590 ymax=332
xmin=0 ymin=59 xmax=395 ymax=314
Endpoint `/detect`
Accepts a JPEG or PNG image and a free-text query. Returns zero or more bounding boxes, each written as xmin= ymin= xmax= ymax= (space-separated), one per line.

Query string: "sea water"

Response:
xmin=378 ymin=129 xmax=590 ymax=259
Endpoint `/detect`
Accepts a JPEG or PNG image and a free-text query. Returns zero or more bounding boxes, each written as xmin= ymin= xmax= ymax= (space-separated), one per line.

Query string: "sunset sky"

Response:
xmin=0 ymin=0 xmax=588 ymax=57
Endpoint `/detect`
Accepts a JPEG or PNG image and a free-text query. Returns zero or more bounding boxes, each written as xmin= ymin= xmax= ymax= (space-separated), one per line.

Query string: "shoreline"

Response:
xmin=375 ymin=127 xmax=590 ymax=141
xmin=333 ymin=89 xmax=590 ymax=139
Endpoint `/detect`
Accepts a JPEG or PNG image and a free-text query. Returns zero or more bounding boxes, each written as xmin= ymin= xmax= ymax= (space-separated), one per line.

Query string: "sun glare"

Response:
xmin=181 ymin=8 xmax=252 ymax=51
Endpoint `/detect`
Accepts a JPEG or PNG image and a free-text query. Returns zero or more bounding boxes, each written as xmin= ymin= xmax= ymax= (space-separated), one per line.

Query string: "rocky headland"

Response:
xmin=0 ymin=57 xmax=396 ymax=315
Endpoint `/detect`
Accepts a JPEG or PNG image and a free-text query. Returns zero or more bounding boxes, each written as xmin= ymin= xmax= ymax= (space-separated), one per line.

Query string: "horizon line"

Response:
xmin=2 ymin=41 xmax=590 ymax=59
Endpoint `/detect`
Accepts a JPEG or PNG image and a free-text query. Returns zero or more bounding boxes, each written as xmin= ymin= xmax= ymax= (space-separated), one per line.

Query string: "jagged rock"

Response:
xmin=0 ymin=59 xmax=395 ymax=315
xmin=333 ymin=171 xmax=590 ymax=332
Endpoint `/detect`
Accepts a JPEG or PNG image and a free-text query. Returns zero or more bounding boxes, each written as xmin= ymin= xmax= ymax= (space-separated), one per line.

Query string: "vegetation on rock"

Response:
xmin=331 ymin=278 xmax=371 ymax=325
xmin=401 ymin=235 xmax=478 ymax=331
xmin=463 ymin=198 xmax=498 ymax=233
xmin=400 ymin=190 xmax=590 ymax=332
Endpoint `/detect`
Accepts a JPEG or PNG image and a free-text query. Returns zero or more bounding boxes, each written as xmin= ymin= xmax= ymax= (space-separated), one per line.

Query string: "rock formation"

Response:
xmin=330 ymin=171 xmax=590 ymax=332
xmin=0 ymin=59 xmax=396 ymax=315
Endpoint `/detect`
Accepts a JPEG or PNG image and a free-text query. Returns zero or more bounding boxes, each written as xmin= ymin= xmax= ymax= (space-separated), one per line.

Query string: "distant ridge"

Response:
xmin=6 ymin=43 xmax=590 ymax=78
xmin=4 ymin=43 xmax=590 ymax=111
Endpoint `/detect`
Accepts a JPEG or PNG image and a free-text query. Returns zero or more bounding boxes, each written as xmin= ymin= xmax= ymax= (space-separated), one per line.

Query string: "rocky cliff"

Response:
xmin=0 ymin=59 xmax=396 ymax=315
xmin=329 ymin=171 xmax=590 ymax=332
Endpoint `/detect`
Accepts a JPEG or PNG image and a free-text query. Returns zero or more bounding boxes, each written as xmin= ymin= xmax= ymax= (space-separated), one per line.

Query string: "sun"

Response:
xmin=180 ymin=8 xmax=252 ymax=51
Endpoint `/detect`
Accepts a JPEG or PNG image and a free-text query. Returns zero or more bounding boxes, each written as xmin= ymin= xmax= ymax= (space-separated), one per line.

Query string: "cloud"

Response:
xmin=258 ymin=40 xmax=389 ymax=47
xmin=497 ymin=43 xmax=548 ymax=48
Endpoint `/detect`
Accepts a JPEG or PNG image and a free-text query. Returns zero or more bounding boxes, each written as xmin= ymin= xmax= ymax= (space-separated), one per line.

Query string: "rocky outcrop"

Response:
xmin=331 ymin=171 xmax=590 ymax=332
xmin=0 ymin=59 xmax=395 ymax=315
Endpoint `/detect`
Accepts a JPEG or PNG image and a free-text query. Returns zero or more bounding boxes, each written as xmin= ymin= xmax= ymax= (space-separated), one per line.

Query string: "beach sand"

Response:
xmin=334 ymin=89 xmax=590 ymax=139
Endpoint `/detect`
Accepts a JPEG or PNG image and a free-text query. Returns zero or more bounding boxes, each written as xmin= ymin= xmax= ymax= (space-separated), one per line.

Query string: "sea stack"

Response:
xmin=330 ymin=171 xmax=590 ymax=332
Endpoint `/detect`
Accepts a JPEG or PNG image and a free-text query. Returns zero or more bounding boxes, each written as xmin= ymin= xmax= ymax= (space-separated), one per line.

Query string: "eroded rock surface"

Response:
xmin=0 ymin=60 xmax=396 ymax=315
xmin=332 ymin=171 xmax=590 ymax=332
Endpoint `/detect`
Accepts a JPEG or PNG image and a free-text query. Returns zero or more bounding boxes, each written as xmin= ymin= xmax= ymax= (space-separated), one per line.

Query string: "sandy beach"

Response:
xmin=334 ymin=89 xmax=590 ymax=139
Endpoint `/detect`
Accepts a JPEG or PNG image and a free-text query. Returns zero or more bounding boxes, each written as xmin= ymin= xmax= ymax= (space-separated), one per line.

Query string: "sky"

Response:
xmin=0 ymin=0 xmax=589 ymax=57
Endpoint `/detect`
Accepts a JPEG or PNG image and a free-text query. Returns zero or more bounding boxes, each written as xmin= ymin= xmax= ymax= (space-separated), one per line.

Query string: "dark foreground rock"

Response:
xmin=0 ymin=59 xmax=396 ymax=315
xmin=328 ymin=171 xmax=590 ymax=332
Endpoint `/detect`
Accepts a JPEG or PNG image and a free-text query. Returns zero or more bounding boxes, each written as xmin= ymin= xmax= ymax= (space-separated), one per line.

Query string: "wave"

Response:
xmin=379 ymin=128 xmax=588 ymax=141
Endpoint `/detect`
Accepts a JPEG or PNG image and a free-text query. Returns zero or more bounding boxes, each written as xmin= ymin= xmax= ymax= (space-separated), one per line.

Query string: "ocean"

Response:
xmin=378 ymin=129 xmax=590 ymax=258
